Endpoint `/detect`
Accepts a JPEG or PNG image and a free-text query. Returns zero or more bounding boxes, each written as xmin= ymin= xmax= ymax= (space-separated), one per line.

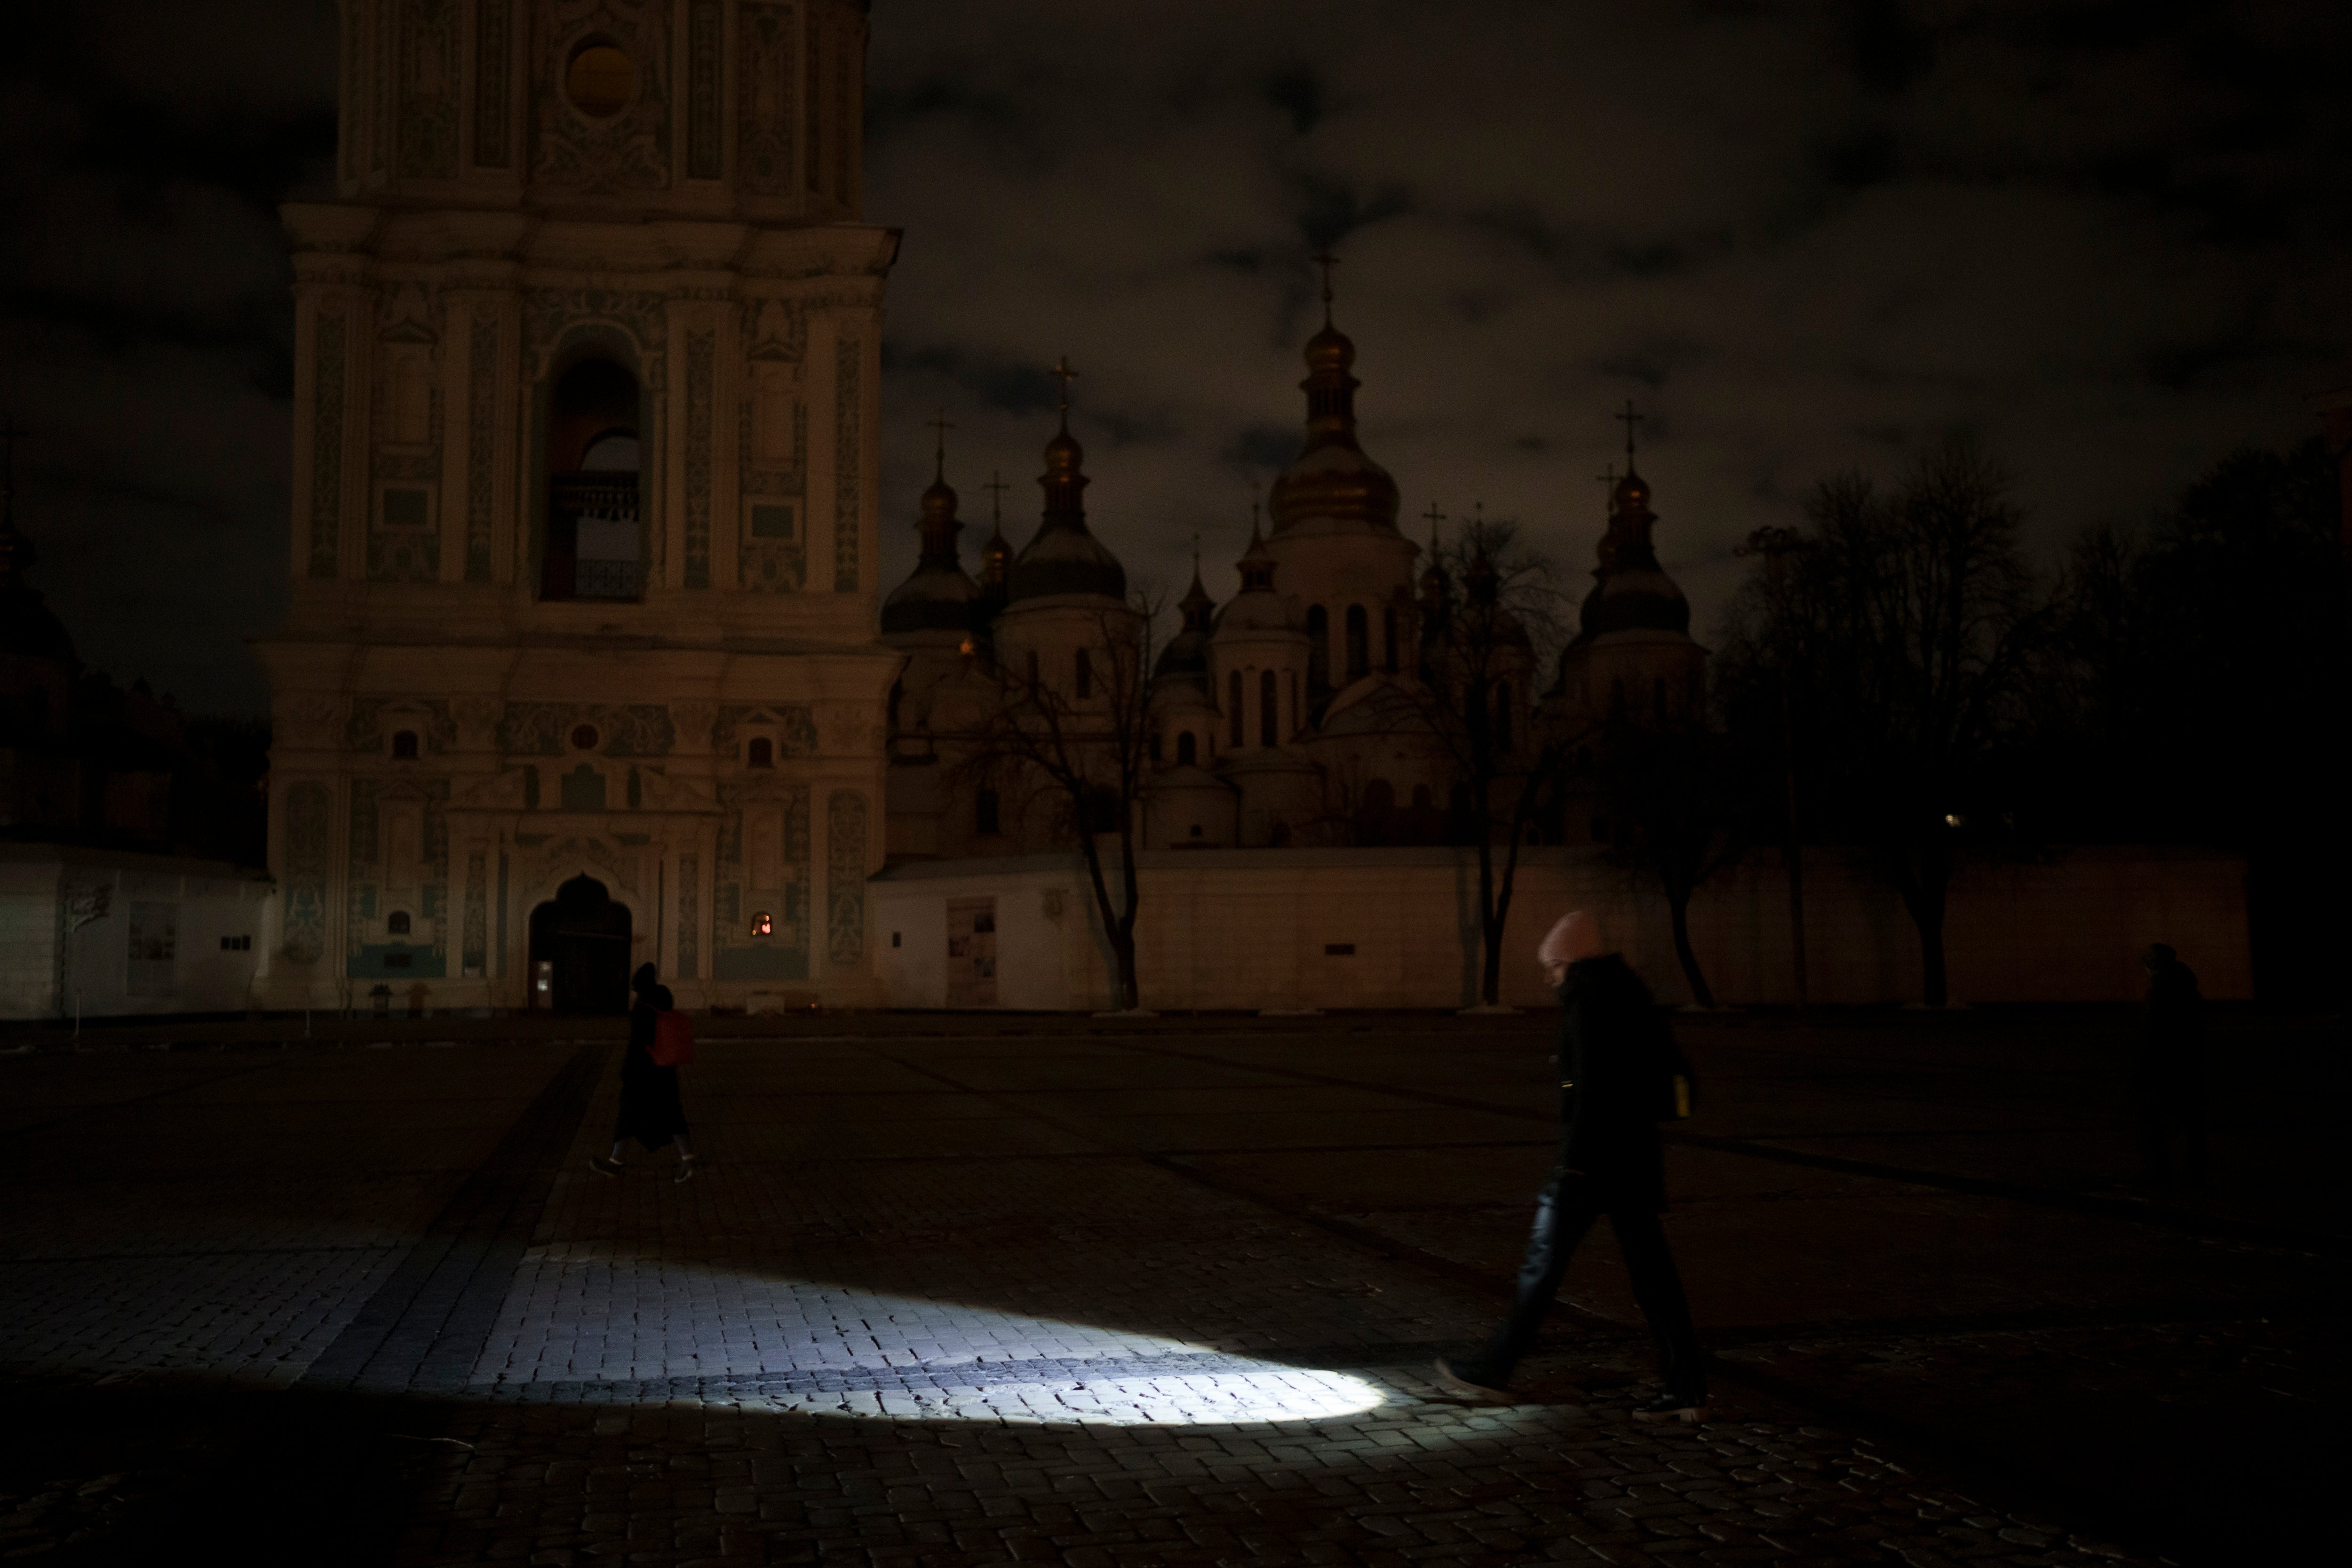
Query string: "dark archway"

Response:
xmin=528 ymin=875 xmax=632 ymax=1015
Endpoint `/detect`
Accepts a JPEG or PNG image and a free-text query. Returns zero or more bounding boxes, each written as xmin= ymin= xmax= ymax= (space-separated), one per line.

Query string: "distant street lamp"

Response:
xmin=1737 ymin=525 xmax=1812 ymax=1016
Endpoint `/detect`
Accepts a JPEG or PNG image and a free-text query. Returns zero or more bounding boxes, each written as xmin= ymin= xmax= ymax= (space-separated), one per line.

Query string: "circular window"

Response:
xmin=565 ymin=41 xmax=636 ymax=118
xmin=571 ymin=724 xmax=601 ymax=752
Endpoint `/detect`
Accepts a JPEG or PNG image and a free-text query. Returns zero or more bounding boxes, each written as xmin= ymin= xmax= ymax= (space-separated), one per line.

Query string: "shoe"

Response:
xmin=588 ymin=1156 xmax=624 ymax=1177
xmin=1432 ymin=1357 xmax=1512 ymax=1404
xmin=674 ymin=1156 xmax=699 ymax=1185
xmin=1630 ymin=1392 xmax=1708 ymax=1424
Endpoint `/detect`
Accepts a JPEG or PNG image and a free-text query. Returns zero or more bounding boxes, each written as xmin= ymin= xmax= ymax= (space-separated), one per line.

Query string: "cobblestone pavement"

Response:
xmin=0 ymin=1011 xmax=2340 ymax=1566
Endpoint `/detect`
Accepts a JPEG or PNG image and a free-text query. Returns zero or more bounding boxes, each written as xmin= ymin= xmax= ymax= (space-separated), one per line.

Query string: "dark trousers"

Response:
xmin=1473 ymin=1166 xmax=1706 ymax=1401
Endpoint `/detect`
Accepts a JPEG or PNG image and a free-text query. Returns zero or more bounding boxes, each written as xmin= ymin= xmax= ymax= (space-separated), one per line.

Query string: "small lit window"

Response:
xmin=747 ymin=735 xmax=774 ymax=768
xmin=750 ymin=910 xmax=774 ymax=937
xmin=388 ymin=911 xmax=413 ymax=937
xmin=391 ymin=730 xmax=420 ymax=760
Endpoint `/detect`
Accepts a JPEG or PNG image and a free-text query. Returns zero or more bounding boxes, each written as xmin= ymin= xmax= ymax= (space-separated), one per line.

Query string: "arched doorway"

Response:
xmin=528 ymin=875 xmax=632 ymax=1015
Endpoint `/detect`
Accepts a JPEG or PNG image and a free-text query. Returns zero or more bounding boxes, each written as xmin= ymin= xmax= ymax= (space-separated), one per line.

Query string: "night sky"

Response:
xmin=3 ymin=1 xmax=2344 ymax=717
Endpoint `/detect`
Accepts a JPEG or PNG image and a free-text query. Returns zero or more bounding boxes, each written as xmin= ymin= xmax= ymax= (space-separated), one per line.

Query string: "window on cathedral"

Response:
xmin=1075 ymin=649 xmax=1093 ymax=700
xmin=747 ymin=736 xmax=774 ymax=769
xmin=387 ymin=911 xmax=412 ymax=937
xmin=750 ymin=910 xmax=774 ymax=938
xmin=887 ymin=682 xmax=903 ymax=734
xmin=975 ymin=788 xmax=1001 ymax=836
xmin=390 ymin=729 xmax=421 ymax=760
xmin=1383 ymin=606 xmax=1398 ymax=673
xmin=1259 ymin=670 xmax=1277 ymax=747
xmin=566 ymin=41 xmax=637 ymax=119
xmin=1148 ymin=732 xmax=1162 ymax=763
xmin=1228 ymin=671 xmax=1244 ymax=748
xmin=1345 ymin=605 xmax=1369 ymax=684
xmin=1305 ymin=605 xmax=1330 ymax=693
xmin=1176 ymin=731 xmax=1197 ymax=766
xmin=571 ymin=724 xmax=600 ymax=751
xmin=545 ymin=359 xmax=642 ymax=603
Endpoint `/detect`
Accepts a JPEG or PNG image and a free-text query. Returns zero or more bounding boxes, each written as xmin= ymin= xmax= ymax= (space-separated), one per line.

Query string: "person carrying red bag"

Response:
xmin=590 ymin=962 xmax=697 ymax=1183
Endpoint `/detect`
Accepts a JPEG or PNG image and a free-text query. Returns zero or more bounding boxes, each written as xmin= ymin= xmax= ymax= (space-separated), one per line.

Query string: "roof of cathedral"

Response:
xmin=1266 ymin=278 xmax=1400 ymax=536
xmin=1575 ymin=459 xmax=1692 ymax=639
xmin=1007 ymin=377 xmax=1128 ymax=605
xmin=881 ymin=441 xmax=985 ymax=639
xmin=1152 ymin=563 xmax=1217 ymax=682
xmin=1213 ymin=517 xmax=1296 ymax=636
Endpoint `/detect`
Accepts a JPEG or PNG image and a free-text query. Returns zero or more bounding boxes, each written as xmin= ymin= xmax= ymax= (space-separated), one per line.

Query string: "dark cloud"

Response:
xmin=2 ymin=1 xmax=2345 ymax=720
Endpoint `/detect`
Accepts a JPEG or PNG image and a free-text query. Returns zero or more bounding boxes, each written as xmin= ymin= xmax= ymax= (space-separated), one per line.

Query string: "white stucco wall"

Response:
xmin=0 ymin=848 xmax=272 ymax=1022
xmin=872 ymin=845 xmax=2251 ymax=1011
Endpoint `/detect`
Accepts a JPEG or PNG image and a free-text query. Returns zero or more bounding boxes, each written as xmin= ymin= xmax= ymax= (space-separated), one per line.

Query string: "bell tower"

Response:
xmin=256 ymin=0 xmax=901 ymax=1014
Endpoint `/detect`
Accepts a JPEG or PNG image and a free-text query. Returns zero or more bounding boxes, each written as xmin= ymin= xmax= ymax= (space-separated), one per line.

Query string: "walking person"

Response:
xmin=590 ymin=963 xmax=698 ymax=1182
xmin=1437 ymin=911 xmax=1708 ymax=1421
xmin=2137 ymin=943 xmax=2207 ymax=1189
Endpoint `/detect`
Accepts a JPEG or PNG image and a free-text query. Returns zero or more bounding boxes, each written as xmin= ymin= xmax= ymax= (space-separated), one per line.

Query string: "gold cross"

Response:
xmin=1615 ymin=399 xmax=1645 ymax=458
xmin=1421 ymin=501 xmax=1446 ymax=547
xmin=1311 ymin=251 xmax=1340 ymax=320
xmin=1597 ymin=462 xmax=1617 ymax=493
xmin=1049 ymin=356 xmax=1079 ymax=414
xmin=982 ymin=470 xmax=1010 ymax=523
xmin=925 ymin=409 xmax=955 ymax=476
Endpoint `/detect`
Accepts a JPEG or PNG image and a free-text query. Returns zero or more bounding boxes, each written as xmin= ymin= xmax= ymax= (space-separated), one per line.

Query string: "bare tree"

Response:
xmin=1595 ymin=722 xmax=1748 ymax=1009
xmin=1724 ymin=437 xmax=2050 ymax=1006
xmin=960 ymin=595 xmax=1163 ymax=1011
xmin=1391 ymin=515 xmax=1577 ymax=1007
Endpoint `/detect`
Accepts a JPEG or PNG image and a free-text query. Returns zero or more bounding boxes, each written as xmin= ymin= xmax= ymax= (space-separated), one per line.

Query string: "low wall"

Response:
xmin=0 ymin=847 xmax=273 ymax=1022
xmin=870 ymin=845 xmax=2249 ymax=1011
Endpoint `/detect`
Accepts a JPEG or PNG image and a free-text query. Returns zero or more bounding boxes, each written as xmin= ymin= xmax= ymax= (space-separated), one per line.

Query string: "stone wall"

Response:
xmin=872 ymin=845 xmax=2250 ymax=1011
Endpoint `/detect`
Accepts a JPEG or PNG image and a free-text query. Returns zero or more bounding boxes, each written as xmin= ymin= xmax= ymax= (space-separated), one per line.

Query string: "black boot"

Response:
xmin=1630 ymin=1390 xmax=1708 ymax=1423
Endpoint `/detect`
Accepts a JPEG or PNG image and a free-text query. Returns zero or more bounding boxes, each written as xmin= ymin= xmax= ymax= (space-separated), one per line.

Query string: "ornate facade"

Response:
xmin=257 ymin=0 xmax=898 ymax=1012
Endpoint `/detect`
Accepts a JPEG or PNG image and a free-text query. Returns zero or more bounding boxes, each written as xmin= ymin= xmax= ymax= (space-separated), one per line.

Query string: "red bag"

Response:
xmin=651 ymin=1010 xmax=696 ymax=1067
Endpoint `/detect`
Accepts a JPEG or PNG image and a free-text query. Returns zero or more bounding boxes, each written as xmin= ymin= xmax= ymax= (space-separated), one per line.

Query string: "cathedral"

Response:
xmin=256 ymin=1 xmax=898 ymax=1014
xmin=878 ymin=292 xmax=1709 ymax=864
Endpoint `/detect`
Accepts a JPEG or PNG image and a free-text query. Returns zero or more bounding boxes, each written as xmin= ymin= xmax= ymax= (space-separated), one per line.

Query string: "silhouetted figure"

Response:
xmin=590 ymin=963 xmax=697 ymax=1183
xmin=2138 ymin=943 xmax=2207 ymax=1189
xmin=1438 ymin=912 xmax=1708 ymax=1421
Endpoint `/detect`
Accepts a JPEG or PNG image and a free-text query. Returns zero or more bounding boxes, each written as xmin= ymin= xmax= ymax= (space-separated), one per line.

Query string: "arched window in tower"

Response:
xmin=1305 ymin=605 xmax=1330 ymax=694
xmin=1345 ymin=605 xmax=1369 ymax=684
xmin=1228 ymin=671 xmax=1244 ymax=748
xmin=387 ymin=910 xmax=412 ymax=937
xmin=1176 ymin=731 xmax=1197 ymax=766
xmin=887 ymin=680 xmax=903 ymax=734
xmin=1259 ymin=669 xmax=1278 ymax=747
xmin=975 ymin=788 xmax=1001 ymax=836
xmin=390 ymin=730 xmax=420 ymax=760
xmin=1383 ymin=607 xmax=1399 ymax=673
xmin=1075 ymin=649 xmax=1093 ymax=700
xmin=1496 ymin=681 xmax=1514 ymax=753
xmin=747 ymin=736 xmax=774 ymax=769
xmin=544 ymin=358 xmax=642 ymax=602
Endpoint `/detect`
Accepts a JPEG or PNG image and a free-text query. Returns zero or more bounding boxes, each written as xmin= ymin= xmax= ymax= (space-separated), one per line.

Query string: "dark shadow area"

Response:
xmin=527 ymin=876 xmax=631 ymax=1016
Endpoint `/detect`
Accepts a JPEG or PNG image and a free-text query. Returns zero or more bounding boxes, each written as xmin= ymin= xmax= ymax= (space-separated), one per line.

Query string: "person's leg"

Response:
xmin=1609 ymin=1207 xmax=1706 ymax=1407
xmin=1458 ymin=1170 xmax=1601 ymax=1385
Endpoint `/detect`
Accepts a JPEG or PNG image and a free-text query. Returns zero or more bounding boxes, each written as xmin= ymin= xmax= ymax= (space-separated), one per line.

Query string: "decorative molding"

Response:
xmin=738 ymin=2 xmax=796 ymax=198
xmin=473 ymin=0 xmax=513 ymax=169
xmin=675 ymin=853 xmax=699 ymax=978
xmin=461 ymin=851 xmax=488 ymax=971
xmin=826 ymin=788 xmax=866 ymax=966
xmin=397 ymin=0 xmax=462 ymax=180
xmin=688 ymin=0 xmax=723 ymax=181
xmin=499 ymin=701 xmax=676 ymax=757
xmin=348 ymin=698 xmax=456 ymax=754
xmin=530 ymin=0 xmax=672 ymax=196
xmin=523 ymin=287 xmax=668 ymax=385
xmin=464 ymin=313 xmax=498 ymax=580
xmin=452 ymin=769 xmax=530 ymax=809
xmin=282 ymin=781 xmax=333 ymax=964
xmin=683 ymin=328 xmax=715 ymax=588
xmin=309 ymin=314 xmax=347 ymax=579
xmin=712 ymin=704 xmax=817 ymax=755
xmin=669 ymin=700 xmax=717 ymax=751
xmin=275 ymin=692 xmax=348 ymax=749
xmin=833 ymin=331 xmax=860 ymax=592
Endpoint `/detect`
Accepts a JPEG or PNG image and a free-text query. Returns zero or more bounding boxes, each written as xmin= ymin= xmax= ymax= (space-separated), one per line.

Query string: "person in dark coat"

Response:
xmin=2138 ymin=943 xmax=2207 ymax=1188
xmin=1437 ymin=911 xmax=1708 ymax=1421
xmin=590 ymin=963 xmax=696 ymax=1182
